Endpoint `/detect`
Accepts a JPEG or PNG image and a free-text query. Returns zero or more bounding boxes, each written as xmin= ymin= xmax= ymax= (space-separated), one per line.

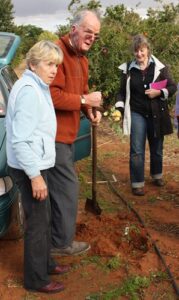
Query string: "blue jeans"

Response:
xmin=130 ymin=112 xmax=164 ymax=188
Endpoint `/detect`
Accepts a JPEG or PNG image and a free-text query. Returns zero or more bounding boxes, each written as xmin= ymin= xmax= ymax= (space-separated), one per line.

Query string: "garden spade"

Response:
xmin=85 ymin=107 xmax=102 ymax=215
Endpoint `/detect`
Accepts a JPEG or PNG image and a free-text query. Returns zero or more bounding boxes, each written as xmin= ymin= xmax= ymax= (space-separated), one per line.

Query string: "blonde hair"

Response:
xmin=26 ymin=40 xmax=63 ymax=68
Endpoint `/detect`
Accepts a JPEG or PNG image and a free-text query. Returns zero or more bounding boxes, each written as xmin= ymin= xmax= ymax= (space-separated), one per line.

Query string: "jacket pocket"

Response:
xmin=160 ymin=100 xmax=173 ymax=136
xmin=42 ymin=137 xmax=55 ymax=160
xmin=29 ymin=137 xmax=45 ymax=159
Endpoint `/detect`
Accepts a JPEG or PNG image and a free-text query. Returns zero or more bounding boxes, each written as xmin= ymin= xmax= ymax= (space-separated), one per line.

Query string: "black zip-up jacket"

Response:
xmin=115 ymin=56 xmax=177 ymax=137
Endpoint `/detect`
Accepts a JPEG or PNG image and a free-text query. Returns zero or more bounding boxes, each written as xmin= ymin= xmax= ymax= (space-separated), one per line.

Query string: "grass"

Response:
xmin=94 ymin=198 xmax=120 ymax=213
xmin=105 ymin=257 xmax=122 ymax=271
xmin=150 ymin=270 xmax=169 ymax=282
xmin=109 ymin=121 xmax=123 ymax=137
xmin=80 ymin=256 xmax=122 ymax=273
xmin=22 ymin=294 xmax=40 ymax=300
xmin=86 ymin=271 xmax=171 ymax=300
xmin=99 ymin=151 xmax=118 ymax=159
xmin=148 ymin=195 xmax=158 ymax=203
xmin=81 ymin=255 xmax=102 ymax=266
xmin=80 ymin=185 xmax=92 ymax=199
xmin=86 ymin=275 xmax=150 ymax=300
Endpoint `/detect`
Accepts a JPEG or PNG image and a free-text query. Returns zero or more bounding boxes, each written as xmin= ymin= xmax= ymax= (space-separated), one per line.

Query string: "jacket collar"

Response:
xmin=129 ymin=56 xmax=154 ymax=70
xmin=118 ymin=55 xmax=165 ymax=75
xmin=23 ymin=69 xmax=49 ymax=90
xmin=61 ymin=34 xmax=84 ymax=57
xmin=129 ymin=55 xmax=165 ymax=71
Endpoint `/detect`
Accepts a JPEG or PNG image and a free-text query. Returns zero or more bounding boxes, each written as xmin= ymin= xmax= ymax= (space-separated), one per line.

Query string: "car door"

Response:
xmin=0 ymin=32 xmax=23 ymax=239
xmin=0 ymin=32 xmax=20 ymax=176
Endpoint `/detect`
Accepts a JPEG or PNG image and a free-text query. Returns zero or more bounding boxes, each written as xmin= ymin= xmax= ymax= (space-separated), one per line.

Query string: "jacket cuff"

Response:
xmin=160 ymin=88 xmax=168 ymax=100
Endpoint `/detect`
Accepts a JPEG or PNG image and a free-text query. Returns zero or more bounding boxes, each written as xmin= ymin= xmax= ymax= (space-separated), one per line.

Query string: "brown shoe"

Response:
xmin=153 ymin=179 xmax=164 ymax=187
xmin=49 ymin=264 xmax=70 ymax=275
xmin=132 ymin=187 xmax=145 ymax=196
xmin=37 ymin=281 xmax=64 ymax=294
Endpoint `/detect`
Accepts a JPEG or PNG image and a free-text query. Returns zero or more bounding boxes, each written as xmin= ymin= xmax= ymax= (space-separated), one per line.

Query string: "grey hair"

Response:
xmin=132 ymin=34 xmax=152 ymax=55
xmin=26 ymin=40 xmax=63 ymax=68
xmin=71 ymin=9 xmax=101 ymax=26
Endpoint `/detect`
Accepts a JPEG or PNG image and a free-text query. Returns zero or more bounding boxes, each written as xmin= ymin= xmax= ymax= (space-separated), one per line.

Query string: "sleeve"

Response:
xmin=11 ymin=86 xmax=41 ymax=179
xmin=160 ymin=66 xmax=177 ymax=100
xmin=115 ymin=72 xmax=127 ymax=115
xmin=175 ymin=84 xmax=179 ymax=117
xmin=50 ymin=63 xmax=81 ymax=111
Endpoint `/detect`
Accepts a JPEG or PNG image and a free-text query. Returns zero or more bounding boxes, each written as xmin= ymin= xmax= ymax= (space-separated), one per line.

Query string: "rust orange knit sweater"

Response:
xmin=50 ymin=34 xmax=89 ymax=144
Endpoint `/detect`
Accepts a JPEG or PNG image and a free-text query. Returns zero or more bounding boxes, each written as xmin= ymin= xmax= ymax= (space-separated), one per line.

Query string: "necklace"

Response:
xmin=141 ymin=66 xmax=149 ymax=81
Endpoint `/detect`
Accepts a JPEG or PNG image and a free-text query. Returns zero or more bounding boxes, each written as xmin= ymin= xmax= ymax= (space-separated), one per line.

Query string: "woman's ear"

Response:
xmin=29 ymin=63 xmax=36 ymax=72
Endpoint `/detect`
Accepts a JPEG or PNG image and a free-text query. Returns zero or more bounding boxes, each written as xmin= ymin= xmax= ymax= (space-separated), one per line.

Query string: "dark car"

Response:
xmin=0 ymin=32 xmax=91 ymax=239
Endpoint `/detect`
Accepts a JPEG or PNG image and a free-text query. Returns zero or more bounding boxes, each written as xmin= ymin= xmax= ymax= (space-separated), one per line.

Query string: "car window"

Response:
xmin=0 ymin=83 xmax=6 ymax=117
xmin=1 ymin=65 xmax=18 ymax=92
xmin=0 ymin=35 xmax=15 ymax=59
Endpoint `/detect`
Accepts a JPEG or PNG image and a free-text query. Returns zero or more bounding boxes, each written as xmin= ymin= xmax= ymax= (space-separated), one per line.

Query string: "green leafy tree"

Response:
xmin=37 ymin=30 xmax=58 ymax=42
xmin=56 ymin=0 xmax=101 ymax=37
xmin=14 ymin=24 xmax=43 ymax=54
xmin=56 ymin=24 xmax=70 ymax=38
xmin=0 ymin=0 xmax=14 ymax=32
xmin=12 ymin=24 xmax=43 ymax=67
xmin=142 ymin=3 xmax=179 ymax=83
xmin=89 ymin=5 xmax=143 ymax=104
xmin=57 ymin=0 xmax=179 ymax=106
xmin=68 ymin=0 xmax=102 ymax=13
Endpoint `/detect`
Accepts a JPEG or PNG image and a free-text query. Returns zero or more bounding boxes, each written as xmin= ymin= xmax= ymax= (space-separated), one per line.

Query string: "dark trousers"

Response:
xmin=8 ymin=167 xmax=56 ymax=290
xmin=48 ymin=142 xmax=79 ymax=248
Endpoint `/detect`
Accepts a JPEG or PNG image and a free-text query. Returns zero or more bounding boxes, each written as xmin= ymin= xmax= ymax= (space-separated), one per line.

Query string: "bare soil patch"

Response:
xmin=0 ymin=119 xmax=178 ymax=300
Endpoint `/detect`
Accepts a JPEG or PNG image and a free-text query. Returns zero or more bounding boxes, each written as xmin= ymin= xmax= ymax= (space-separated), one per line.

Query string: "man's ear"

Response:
xmin=71 ymin=25 xmax=77 ymax=33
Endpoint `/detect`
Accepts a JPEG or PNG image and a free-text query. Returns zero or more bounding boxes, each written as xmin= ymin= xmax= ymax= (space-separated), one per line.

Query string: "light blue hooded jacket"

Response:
xmin=6 ymin=69 xmax=57 ymax=179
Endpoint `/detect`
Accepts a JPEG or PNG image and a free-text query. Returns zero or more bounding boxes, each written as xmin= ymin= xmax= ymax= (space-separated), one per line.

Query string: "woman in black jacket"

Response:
xmin=115 ymin=34 xmax=177 ymax=196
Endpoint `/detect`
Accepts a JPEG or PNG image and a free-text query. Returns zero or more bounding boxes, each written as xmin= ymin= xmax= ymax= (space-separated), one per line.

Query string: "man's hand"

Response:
xmin=31 ymin=175 xmax=48 ymax=201
xmin=83 ymin=92 xmax=102 ymax=107
xmin=88 ymin=109 xmax=102 ymax=125
xmin=145 ymin=89 xmax=161 ymax=99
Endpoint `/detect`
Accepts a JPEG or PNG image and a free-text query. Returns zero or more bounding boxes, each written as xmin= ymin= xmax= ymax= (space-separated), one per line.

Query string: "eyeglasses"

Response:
xmin=76 ymin=25 xmax=100 ymax=41
xmin=83 ymin=29 xmax=100 ymax=41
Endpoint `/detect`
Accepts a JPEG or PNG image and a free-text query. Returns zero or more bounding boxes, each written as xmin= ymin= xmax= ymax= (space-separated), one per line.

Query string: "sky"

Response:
xmin=12 ymin=0 xmax=178 ymax=32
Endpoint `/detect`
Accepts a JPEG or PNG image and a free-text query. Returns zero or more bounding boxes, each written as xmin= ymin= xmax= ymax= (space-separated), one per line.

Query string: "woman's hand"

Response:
xmin=31 ymin=175 xmax=48 ymax=201
xmin=145 ymin=89 xmax=161 ymax=99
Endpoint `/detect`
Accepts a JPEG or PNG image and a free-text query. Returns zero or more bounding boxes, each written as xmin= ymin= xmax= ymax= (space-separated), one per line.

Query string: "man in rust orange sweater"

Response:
xmin=49 ymin=9 xmax=102 ymax=256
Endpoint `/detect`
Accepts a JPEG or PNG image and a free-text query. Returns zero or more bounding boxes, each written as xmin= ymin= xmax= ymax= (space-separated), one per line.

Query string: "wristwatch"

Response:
xmin=80 ymin=95 xmax=86 ymax=105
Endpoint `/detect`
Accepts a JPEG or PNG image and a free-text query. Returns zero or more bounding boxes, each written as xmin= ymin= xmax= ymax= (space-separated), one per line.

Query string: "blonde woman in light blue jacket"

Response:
xmin=6 ymin=41 xmax=70 ymax=294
